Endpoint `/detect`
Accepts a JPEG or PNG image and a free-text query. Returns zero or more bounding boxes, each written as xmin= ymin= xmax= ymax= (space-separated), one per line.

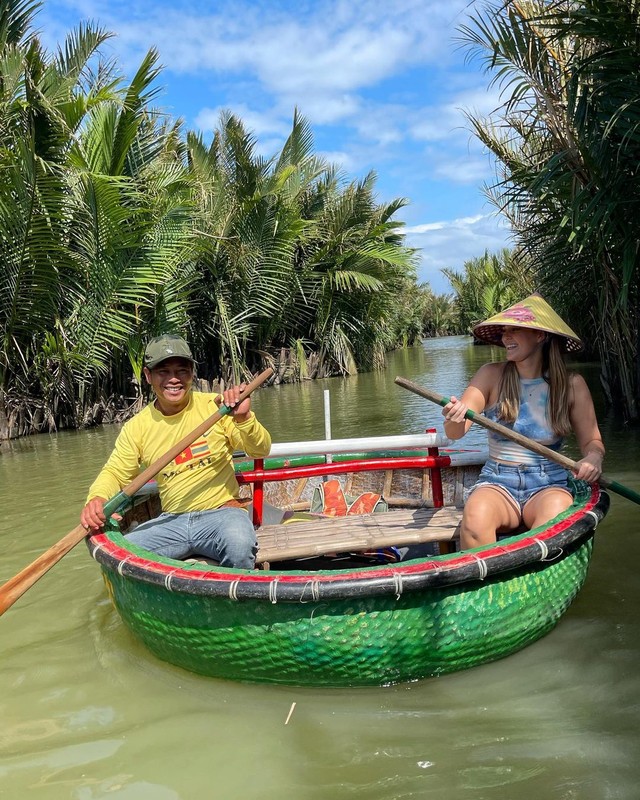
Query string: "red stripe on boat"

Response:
xmin=90 ymin=484 xmax=600 ymax=585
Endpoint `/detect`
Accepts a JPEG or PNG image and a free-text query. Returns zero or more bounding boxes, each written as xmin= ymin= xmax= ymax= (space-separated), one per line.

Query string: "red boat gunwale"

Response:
xmin=88 ymin=462 xmax=609 ymax=600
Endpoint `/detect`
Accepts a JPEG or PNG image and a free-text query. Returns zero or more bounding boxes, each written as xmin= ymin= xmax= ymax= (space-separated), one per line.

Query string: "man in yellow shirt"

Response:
xmin=80 ymin=334 xmax=271 ymax=568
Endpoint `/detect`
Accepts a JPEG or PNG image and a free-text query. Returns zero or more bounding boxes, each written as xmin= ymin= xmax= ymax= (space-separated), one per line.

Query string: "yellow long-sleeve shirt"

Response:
xmin=86 ymin=392 xmax=271 ymax=513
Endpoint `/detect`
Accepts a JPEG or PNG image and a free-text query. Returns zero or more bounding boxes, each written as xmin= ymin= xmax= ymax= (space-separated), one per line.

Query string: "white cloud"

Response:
xmin=434 ymin=157 xmax=493 ymax=185
xmin=405 ymin=213 xmax=513 ymax=292
xmin=42 ymin=0 xmax=472 ymax=95
xmin=409 ymin=85 xmax=504 ymax=145
xmin=447 ymin=85 xmax=505 ymax=117
xmin=285 ymin=93 xmax=362 ymax=126
xmin=405 ymin=215 xmax=485 ymax=234
xmin=194 ymin=105 xmax=290 ymax=139
xmin=317 ymin=150 xmax=355 ymax=171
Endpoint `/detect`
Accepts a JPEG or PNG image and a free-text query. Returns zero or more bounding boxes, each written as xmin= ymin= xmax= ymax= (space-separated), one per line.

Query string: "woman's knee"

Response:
xmin=523 ymin=489 xmax=572 ymax=529
xmin=461 ymin=489 xmax=519 ymax=548
xmin=467 ymin=490 xmax=518 ymax=528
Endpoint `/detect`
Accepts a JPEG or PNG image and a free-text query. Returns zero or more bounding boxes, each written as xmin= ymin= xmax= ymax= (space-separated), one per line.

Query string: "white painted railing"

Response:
xmin=234 ymin=434 xmax=489 ymax=466
xmin=267 ymin=433 xmax=450 ymax=458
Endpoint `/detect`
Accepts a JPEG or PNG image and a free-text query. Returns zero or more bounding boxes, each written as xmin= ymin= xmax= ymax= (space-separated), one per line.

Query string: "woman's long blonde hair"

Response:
xmin=496 ymin=335 xmax=572 ymax=436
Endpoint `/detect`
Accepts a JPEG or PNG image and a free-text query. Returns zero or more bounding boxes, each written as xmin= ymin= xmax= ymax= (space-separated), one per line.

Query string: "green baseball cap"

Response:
xmin=144 ymin=334 xmax=197 ymax=369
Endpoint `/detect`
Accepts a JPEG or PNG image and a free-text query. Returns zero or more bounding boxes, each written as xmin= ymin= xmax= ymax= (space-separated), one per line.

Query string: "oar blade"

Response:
xmin=0 ymin=524 xmax=88 ymax=616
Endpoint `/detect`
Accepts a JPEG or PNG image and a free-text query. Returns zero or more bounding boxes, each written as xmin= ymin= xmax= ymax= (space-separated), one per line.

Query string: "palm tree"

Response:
xmin=0 ymin=1 xmax=194 ymax=436
xmin=66 ymin=49 xmax=194 ymax=409
xmin=185 ymin=113 xmax=418 ymax=381
xmin=461 ymin=0 xmax=640 ymax=419
xmin=0 ymin=6 xmax=422 ymax=437
xmin=443 ymin=249 xmax=534 ymax=335
xmin=185 ymin=112 xmax=307 ymax=382
xmin=0 ymin=0 xmax=115 ymax=436
xmin=266 ymin=165 xmax=418 ymax=375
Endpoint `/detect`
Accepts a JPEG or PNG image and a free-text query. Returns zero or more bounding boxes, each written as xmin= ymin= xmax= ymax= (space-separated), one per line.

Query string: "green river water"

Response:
xmin=1 ymin=336 xmax=639 ymax=799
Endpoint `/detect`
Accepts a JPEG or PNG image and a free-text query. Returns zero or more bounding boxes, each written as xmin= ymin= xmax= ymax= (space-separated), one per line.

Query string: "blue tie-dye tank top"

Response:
xmin=485 ymin=377 xmax=563 ymax=465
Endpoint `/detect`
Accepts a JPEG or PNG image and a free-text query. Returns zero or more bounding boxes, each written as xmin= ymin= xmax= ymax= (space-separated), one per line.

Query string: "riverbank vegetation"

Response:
xmin=461 ymin=0 xmax=640 ymax=422
xmin=0 ymin=0 xmax=450 ymax=439
xmin=4 ymin=0 xmax=640 ymax=437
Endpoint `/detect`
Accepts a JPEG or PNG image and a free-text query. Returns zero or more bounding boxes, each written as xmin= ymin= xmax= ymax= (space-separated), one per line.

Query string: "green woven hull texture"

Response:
xmin=102 ymin=540 xmax=593 ymax=686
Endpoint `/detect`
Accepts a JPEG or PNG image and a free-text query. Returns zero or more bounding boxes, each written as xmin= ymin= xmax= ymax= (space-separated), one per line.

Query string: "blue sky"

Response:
xmin=39 ymin=0 xmax=512 ymax=293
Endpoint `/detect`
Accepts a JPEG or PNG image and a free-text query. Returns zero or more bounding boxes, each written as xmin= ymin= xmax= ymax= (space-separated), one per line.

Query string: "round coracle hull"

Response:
xmin=89 ymin=481 xmax=609 ymax=687
xmin=100 ymin=541 xmax=592 ymax=686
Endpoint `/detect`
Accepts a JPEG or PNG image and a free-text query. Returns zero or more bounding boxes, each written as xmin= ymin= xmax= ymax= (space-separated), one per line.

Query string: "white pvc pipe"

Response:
xmin=323 ymin=389 xmax=332 ymax=466
xmin=445 ymin=449 xmax=489 ymax=466
xmin=323 ymin=390 xmax=332 ymax=441
xmin=267 ymin=433 xmax=452 ymax=458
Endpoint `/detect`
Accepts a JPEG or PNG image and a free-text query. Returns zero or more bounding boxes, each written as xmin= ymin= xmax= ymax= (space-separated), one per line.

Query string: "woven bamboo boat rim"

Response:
xmin=88 ymin=483 xmax=609 ymax=602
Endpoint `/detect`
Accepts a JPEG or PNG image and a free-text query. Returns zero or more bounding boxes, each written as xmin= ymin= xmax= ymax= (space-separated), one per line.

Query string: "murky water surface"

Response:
xmin=1 ymin=337 xmax=639 ymax=799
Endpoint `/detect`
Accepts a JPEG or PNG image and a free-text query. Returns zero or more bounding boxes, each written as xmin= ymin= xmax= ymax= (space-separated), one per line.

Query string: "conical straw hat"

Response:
xmin=472 ymin=293 xmax=583 ymax=352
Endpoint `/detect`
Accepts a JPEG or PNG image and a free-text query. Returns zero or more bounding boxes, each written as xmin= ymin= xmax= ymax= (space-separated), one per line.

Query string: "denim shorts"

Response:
xmin=470 ymin=459 xmax=572 ymax=512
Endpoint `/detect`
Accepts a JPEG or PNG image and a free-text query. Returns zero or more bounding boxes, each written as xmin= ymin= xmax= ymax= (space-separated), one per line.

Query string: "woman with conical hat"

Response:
xmin=442 ymin=293 xmax=605 ymax=550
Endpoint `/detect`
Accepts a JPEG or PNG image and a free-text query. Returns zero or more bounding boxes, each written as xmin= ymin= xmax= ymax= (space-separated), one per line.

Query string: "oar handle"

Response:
xmin=0 ymin=367 xmax=274 ymax=617
xmin=394 ymin=375 xmax=637 ymax=501
xmin=395 ymin=377 xmax=580 ymax=471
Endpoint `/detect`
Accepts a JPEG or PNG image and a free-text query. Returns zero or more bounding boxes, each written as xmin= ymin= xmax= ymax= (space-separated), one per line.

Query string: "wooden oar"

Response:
xmin=395 ymin=375 xmax=640 ymax=505
xmin=0 ymin=368 xmax=274 ymax=616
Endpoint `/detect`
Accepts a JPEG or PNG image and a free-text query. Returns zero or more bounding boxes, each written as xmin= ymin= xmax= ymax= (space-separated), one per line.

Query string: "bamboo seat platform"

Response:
xmin=256 ymin=506 xmax=463 ymax=564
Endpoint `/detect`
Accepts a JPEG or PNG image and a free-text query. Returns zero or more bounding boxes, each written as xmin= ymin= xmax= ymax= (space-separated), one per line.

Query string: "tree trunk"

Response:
xmin=0 ymin=392 xmax=8 ymax=440
xmin=597 ymin=284 xmax=638 ymax=423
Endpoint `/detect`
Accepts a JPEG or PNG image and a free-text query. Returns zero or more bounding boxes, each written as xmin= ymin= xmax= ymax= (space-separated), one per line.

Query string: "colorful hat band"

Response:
xmin=472 ymin=294 xmax=583 ymax=352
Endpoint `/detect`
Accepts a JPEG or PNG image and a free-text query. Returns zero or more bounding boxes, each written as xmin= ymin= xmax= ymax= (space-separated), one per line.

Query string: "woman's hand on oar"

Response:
xmin=441 ymin=395 xmax=471 ymax=425
xmin=395 ymin=375 xmax=640 ymax=506
xmin=0 ymin=367 xmax=274 ymax=617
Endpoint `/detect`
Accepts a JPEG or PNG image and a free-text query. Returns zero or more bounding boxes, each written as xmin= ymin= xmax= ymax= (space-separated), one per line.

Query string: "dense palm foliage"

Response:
xmin=461 ymin=0 xmax=640 ymax=420
xmin=443 ymin=249 xmax=535 ymax=335
xmin=184 ymin=115 xmax=421 ymax=382
xmin=0 ymin=0 xmax=427 ymax=439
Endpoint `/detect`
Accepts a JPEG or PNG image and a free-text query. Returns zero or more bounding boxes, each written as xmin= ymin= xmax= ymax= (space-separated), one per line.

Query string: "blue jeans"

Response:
xmin=126 ymin=507 xmax=257 ymax=569
xmin=472 ymin=460 xmax=571 ymax=511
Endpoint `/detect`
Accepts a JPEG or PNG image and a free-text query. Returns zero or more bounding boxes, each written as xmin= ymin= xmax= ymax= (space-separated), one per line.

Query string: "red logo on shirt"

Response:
xmin=175 ymin=447 xmax=193 ymax=464
xmin=175 ymin=439 xmax=211 ymax=465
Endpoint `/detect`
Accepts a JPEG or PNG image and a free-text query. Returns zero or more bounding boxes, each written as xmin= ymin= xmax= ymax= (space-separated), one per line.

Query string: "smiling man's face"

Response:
xmin=144 ymin=357 xmax=194 ymax=415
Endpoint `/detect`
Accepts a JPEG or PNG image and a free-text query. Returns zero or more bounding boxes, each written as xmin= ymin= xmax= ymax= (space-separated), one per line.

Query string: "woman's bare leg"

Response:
xmin=460 ymin=486 xmax=521 ymax=550
xmin=522 ymin=488 xmax=573 ymax=531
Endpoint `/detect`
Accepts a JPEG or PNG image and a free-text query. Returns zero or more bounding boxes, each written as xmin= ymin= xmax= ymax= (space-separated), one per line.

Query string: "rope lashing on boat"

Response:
xmin=228 ymin=579 xmax=240 ymax=601
xmin=89 ymin=541 xmax=105 ymax=558
xmin=393 ymin=571 xmax=404 ymax=599
xmin=299 ymin=579 xmax=321 ymax=602
xmin=164 ymin=569 xmax=181 ymax=592
xmin=584 ymin=509 xmax=601 ymax=528
xmin=471 ymin=554 xmax=488 ymax=580
xmin=534 ymin=538 xmax=549 ymax=561
xmin=117 ymin=557 xmax=132 ymax=577
xmin=533 ymin=537 xmax=562 ymax=562
xmin=269 ymin=577 xmax=281 ymax=604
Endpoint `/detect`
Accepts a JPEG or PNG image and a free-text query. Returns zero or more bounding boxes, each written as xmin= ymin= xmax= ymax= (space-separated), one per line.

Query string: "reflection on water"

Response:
xmin=253 ymin=336 xmax=492 ymax=449
xmin=1 ymin=336 xmax=640 ymax=800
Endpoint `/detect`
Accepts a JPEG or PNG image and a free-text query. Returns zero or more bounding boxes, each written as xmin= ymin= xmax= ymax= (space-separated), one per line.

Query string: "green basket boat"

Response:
xmin=87 ymin=433 xmax=610 ymax=687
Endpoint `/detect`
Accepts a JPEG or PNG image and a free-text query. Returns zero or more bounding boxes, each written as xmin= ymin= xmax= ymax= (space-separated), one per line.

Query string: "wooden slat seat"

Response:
xmin=256 ymin=506 xmax=462 ymax=564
